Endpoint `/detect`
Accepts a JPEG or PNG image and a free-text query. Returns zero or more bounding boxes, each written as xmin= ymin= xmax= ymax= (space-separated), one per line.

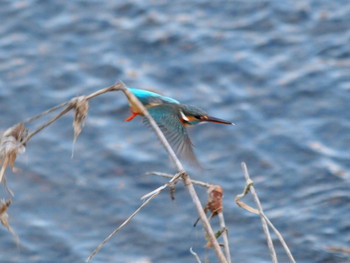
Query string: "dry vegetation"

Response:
xmin=0 ymin=82 xmax=296 ymax=263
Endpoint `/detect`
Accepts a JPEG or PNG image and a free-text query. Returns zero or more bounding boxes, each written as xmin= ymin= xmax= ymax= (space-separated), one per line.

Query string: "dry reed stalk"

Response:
xmin=236 ymin=162 xmax=296 ymax=263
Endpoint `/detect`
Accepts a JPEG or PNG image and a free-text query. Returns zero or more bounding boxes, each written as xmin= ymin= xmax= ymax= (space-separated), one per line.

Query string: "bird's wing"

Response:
xmin=144 ymin=104 xmax=200 ymax=167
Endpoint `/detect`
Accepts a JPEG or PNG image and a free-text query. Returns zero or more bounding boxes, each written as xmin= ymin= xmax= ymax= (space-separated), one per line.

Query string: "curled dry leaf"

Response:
xmin=203 ymin=185 xmax=224 ymax=249
xmin=0 ymin=123 xmax=28 ymax=183
xmin=206 ymin=185 xmax=223 ymax=217
xmin=71 ymin=96 xmax=89 ymax=155
xmin=235 ymin=200 xmax=259 ymax=214
xmin=193 ymin=185 xmax=224 ymax=228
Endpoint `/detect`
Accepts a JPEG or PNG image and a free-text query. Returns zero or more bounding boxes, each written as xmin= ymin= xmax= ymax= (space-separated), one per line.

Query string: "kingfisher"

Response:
xmin=124 ymin=88 xmax=234 ymax=166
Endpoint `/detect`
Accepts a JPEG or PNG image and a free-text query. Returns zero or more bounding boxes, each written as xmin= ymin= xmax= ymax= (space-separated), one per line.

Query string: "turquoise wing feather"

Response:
xmin=129 ymin=88 xmax=180 ymax=106
xmin=145 ymin=104 xmax=200 ymax=166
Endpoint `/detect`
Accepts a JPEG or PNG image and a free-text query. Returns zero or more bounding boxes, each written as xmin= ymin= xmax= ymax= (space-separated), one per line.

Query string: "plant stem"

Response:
xmin=241 ymin=162 xmax=278 ymax=263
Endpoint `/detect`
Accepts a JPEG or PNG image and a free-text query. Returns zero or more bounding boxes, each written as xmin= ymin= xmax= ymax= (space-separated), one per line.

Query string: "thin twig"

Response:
xmin=22 ymin=106 xmax=73 ymax=145
xmin=21 ymin=83 xmax=124 ymax=146
xmin=85 ymin=83 xmax=123 ymax=100
xmin=261 ymin=214 xmax=296 ymax=263
xmin=241 ymin=162 xmax=278 ymax=263
xmin=190 ymin=247 xmax=202 ymax=263
xmin=218 ymin=212 xmax=232 ymax=263
xmin=22 ymin=101 xmax=70 ymax=124
xmin=236 ymin=165 xmax=296 ymax=263
xmin=141 ymin=172 xmax=184 ymax=200
xmin=85 ymin=192 xmax=159 ymax=263
xmin=147 ymin=171 xmax=211 ymax=188
xmin=85 ymin=172 xmax=186 ymax=262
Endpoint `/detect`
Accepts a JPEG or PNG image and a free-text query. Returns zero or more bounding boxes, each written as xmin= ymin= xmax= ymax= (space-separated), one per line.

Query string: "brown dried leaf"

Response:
xmin=235 ymin=200 xmax=259 ymax=214
xmin=0 ymin=157 xmax=7 ymax=182
xmin=0 ymin=123 xmax=27 ymax=183
xmin=72 ymin=96 xmax=89 ymax=141
xmin=8 ymin=151 xmax=17 ymax=170
xmin=71 ymin=96 xmax=89 ymax=155
xmin=3 ymin=123 xmax=27 ymax=142
xmin=0 ymin=199 xmax=19 ymax=243
xmin=206 ymin=185 xmax=223 ymax=217
xmin=194 ymin=185 xmax=224 ymax=227
xmin=0 ymin=199 xmax=12 ymax=229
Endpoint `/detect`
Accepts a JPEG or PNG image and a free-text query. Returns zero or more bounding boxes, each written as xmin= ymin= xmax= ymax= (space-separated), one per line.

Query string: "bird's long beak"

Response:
xmin=204 ymin=115 xmax=235 ymax=125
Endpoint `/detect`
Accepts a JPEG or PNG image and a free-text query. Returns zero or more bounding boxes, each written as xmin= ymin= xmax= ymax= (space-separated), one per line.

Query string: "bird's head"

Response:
xmin=179 ymin=105 xmax=234 ymax=126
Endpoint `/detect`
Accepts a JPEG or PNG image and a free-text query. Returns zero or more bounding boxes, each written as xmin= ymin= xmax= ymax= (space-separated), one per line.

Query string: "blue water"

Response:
xmin=1 ymin=0 xmax=350 ymax=262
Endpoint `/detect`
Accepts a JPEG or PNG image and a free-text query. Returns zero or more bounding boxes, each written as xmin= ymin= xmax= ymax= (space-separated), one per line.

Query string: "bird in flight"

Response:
xmin=124 ymin=88 xmax=234 ymax=166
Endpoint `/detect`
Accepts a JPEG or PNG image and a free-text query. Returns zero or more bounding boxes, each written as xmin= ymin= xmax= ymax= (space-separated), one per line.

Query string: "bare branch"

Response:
xmin=85 ymin=191 xmax=159 ymax=263
xmin=1 ymin=83 xmax=126 ymax=197
xmin=237 ymin=163 xmax=296 ymax=263
xmin=261 ymin=214 xmax=296 ymax=263
xmin=85 ymin=171 xmax=184 ymax=262
xmin=23 ymin=101 xmax=70 ymax=124
xmin=147 ymin=171 xmax=211 ymax=188
xmin=21 ymin=82 xmax=125 ymax=146
xmin=218 ymin=212 xmax=231 ymax=263
xmin=21 ymin=106 xmax=73 ymax=145
xmin=141 ymin=172 xmax=184 ymax=200
xmin=85 ymin=83 xmax=123 ymax=100
xmin=240 ymin=162 xmax=278 ymax=263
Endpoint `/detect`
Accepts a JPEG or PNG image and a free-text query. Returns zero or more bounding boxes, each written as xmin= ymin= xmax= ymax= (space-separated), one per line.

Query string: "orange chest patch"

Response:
xmin=129 ymin=102 xmax=160 ymax=115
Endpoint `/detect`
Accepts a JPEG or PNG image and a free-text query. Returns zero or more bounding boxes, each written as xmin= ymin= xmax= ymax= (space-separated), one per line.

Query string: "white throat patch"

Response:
xmin=180 ymin=110 xmax=189 ymax=121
